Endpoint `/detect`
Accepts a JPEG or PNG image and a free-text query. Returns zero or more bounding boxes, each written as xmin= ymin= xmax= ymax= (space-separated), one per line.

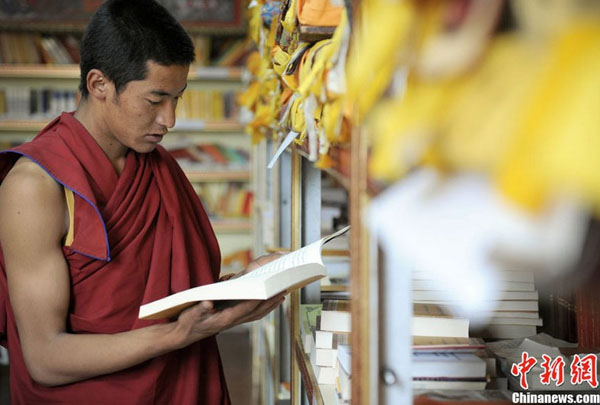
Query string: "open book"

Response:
xmin=139 ymin=226 xmax=350 ymax=320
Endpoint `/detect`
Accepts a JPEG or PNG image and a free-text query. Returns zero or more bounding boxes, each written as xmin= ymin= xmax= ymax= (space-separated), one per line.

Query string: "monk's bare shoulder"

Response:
xmin=0 ymin=156 xmax=66 ymax=243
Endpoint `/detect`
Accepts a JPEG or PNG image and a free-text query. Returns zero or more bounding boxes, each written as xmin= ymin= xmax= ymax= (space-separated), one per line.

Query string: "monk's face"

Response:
xmin=105 ymin=61 xmax=189 ymax=153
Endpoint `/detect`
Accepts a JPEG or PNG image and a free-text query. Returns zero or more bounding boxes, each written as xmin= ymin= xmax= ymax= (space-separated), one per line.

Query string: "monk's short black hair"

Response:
xmin=79 ymin=0 xmax=195 ymax=98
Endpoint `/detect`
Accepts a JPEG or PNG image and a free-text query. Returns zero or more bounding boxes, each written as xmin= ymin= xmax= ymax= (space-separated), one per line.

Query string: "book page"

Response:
xmin=238 ymin=226 xmax=351 ymax=280
xmin=238 ymin=241 xmax=324 ymax=280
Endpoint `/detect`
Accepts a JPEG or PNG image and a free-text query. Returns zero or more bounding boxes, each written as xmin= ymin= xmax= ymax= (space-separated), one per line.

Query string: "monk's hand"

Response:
xmin=172 ymin=293 xmax=285 ymax=347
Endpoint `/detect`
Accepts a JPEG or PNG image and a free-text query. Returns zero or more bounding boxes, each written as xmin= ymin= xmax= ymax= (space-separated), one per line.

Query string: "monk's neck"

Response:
xmin=74 ymin=103 xmax=128 ymax=175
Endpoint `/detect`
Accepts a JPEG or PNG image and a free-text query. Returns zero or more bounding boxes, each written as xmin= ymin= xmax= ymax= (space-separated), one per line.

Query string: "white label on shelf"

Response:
xmin=267 ymin=131 xmax=299 ymax=169
xmin=194 ymin=67 xmax=231 ymax=79
xmin=172 ymin=120 xmax=205 ymax=131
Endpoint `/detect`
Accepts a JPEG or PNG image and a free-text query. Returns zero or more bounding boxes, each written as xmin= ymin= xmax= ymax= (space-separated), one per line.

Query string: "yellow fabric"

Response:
xmin=246 ymin=51 xmax=262 ymax=76
xmin=248 ymin=0 xmax=265 ymax=45
xmin=282 ymin=0 xmax=298 ymax=32
xmin=297 ymin=39 xmax=331 ymax=97
xmin=237 ymin=82 xmax=260 ymax=109
xmin=439 ymin=36 xmax=544 ymax=173
xmin=496 ymin=22 xmax=600 ymax=212
xmin=297 ymin=0 xmax=343 ymax=27
xmin=289 ymin=96 xmax=306 ymax=134
xmin=271 ymin=46 xmax=291 ymax=77
xmin=368 ymin=78 xmax=457 ymax=181
xmin=346 ymin=0 xmax=413 ymax=121
xmin=281 ymin=43 xmax=310 ymax=90
xmin=64 ymin=187 xmax=74 ymax=247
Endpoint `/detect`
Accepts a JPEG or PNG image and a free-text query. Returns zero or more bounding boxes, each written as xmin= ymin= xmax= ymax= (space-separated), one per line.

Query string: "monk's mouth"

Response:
xmin=146 ymin=134 xmax=165 ymax=143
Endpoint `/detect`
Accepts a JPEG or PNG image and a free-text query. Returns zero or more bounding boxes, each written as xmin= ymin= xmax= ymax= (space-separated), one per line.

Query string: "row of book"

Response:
xmin=0 ymin=31 xmax=248 ymax=67
xmin=0 ymin=32 xmax=80 ymax=65
xmin=0 ymin=86 xmax=240 ymax=124
xmin=0 ymin=87 xmax=78 ymax=120
xmin=176 ymin=90 xmax=239 ymax=122
xmin=411 ymin=303 xmax=501 ymax=392
xmin=192 ymin=182 xmax=253 ymax=220
xmin=168 ymin=143 xmax=249 ymax=172
xmin=299 ymin=299 xmax=512 ymax=400
xmin=300 ymin=301 xmax=351 ymax=404
xmin=193 ymin=35 xmax=250 ymax=67
xmin=412 ymin=268 xmax=542 ymax=340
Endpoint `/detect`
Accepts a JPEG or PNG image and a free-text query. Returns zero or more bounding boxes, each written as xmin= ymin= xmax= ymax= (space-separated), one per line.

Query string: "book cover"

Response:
xmin=300 ymin=304 xmax=322 ymax=354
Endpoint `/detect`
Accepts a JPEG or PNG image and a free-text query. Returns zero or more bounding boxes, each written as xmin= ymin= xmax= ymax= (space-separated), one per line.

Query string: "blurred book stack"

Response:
xmin=167 ymin=142 xmax=252 ymax=220
xmin=313 ymin=300 xmax=350 ymax=385
xmin=193 ymin=182 xmax=252 ymax=220
xmin=168 ymin=142 xmax=249 ymax=172
xmin=411 ymin=303 xmax=492 ymax=391
xmin=176 ymin=89 xmax=239 ymax=123
xmin=0 ymin=31 xmax=249 ymax=67
xmin=0 ymin=32 xmax=81 ymax=65
xmin=412 ymin=269 xmax=542 ymax=340
xmin=0 ymin=87 xmax=78 ymax=119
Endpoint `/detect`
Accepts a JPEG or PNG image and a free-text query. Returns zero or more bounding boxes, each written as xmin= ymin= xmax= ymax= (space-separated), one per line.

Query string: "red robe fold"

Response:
xmin=0 ymin=112 xmax=230 ymax=404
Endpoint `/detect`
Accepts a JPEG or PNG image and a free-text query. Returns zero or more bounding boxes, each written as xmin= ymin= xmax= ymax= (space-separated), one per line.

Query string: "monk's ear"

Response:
xmin=86 ymin=69 xmax=109 ymax=100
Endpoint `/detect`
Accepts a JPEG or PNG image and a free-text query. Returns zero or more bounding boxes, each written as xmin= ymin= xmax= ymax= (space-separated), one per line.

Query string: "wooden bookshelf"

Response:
xmin=295 ymin=146 xmax=351 ymax=191
xmin=0 ymin=120 xmax=50 ymax=133
xmin=0 ymin=64 xmax=243 ymax=81
xmin=0 ymin=64 xmax=80 ymax=79
xmin=185 ymin=170 xmax=250 ymax=182
xmin=293 ymin=333 xmax=325 ymax=405
xmin=266 ymin=247 xmax=349 ymax=257
xmin=211 ymin=218 xmax=252 ymax=233
xmin=0 ymin=119 xmax=244 ymax=134
xmin=298 ymin=25 xmax=336 ymax=42
xmin=172 ymin=120 xmax=244 ymax=133
xmin=295 ymin=141 xmax=385 ymax=196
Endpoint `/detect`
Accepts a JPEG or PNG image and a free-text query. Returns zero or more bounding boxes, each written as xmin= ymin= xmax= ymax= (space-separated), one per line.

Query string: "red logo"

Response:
xmin=512 ymin=352 xmax=599 ymax=390
xmin=570 ymin=354 xmax=599 ymax=388
xmin=511 ymin=352 xmax=538 ymax=390
xmin=540 ymin=354 xmax=565 ymax=386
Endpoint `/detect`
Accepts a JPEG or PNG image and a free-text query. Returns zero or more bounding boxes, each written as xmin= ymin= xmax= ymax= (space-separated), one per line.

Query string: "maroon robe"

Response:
xmin=0 ymin=112 xmax=230 ymax=404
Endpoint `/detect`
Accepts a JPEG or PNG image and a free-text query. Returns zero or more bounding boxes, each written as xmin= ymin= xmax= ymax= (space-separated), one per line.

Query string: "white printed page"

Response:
xmin=238 ymin=225 xmax=351 ymax=280
xmin=238 ymin=242 xmax=323 ymax=280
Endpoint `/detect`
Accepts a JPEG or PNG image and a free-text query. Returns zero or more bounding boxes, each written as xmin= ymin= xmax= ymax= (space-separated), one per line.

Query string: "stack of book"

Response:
xmin=299 ymin=299 xmax=351 ymax=389
xmin=192 ymin=182 xmax=253 ymax=219
xmin=0 ymin=32 xmax=80 ymax=64
xmin=412 ymin=269 xmax=542 ymax=339
xmin=0 ymin=87 xmax=78 ymax=120
xmin=412 ymin=303 xmax=490 ymax=391
xmin=168 ymin=143 xmax=249 ymax=172
xmin=0 ymin=31 xmax=248 ymax=67
xmin=311 ymin=300 xmax=351 ymax=387
xmin=176 ymin=89 xmax=239 ymax=122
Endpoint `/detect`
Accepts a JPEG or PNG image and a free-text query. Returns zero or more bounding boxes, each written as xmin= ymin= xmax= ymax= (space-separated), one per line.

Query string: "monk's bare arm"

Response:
xmin=0 ymin=158 xmax=283 ymax=386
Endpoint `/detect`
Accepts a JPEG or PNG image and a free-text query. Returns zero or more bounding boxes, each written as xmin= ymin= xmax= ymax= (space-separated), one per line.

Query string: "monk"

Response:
xmin=0 ymin=0 xmax=283 ymax=403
